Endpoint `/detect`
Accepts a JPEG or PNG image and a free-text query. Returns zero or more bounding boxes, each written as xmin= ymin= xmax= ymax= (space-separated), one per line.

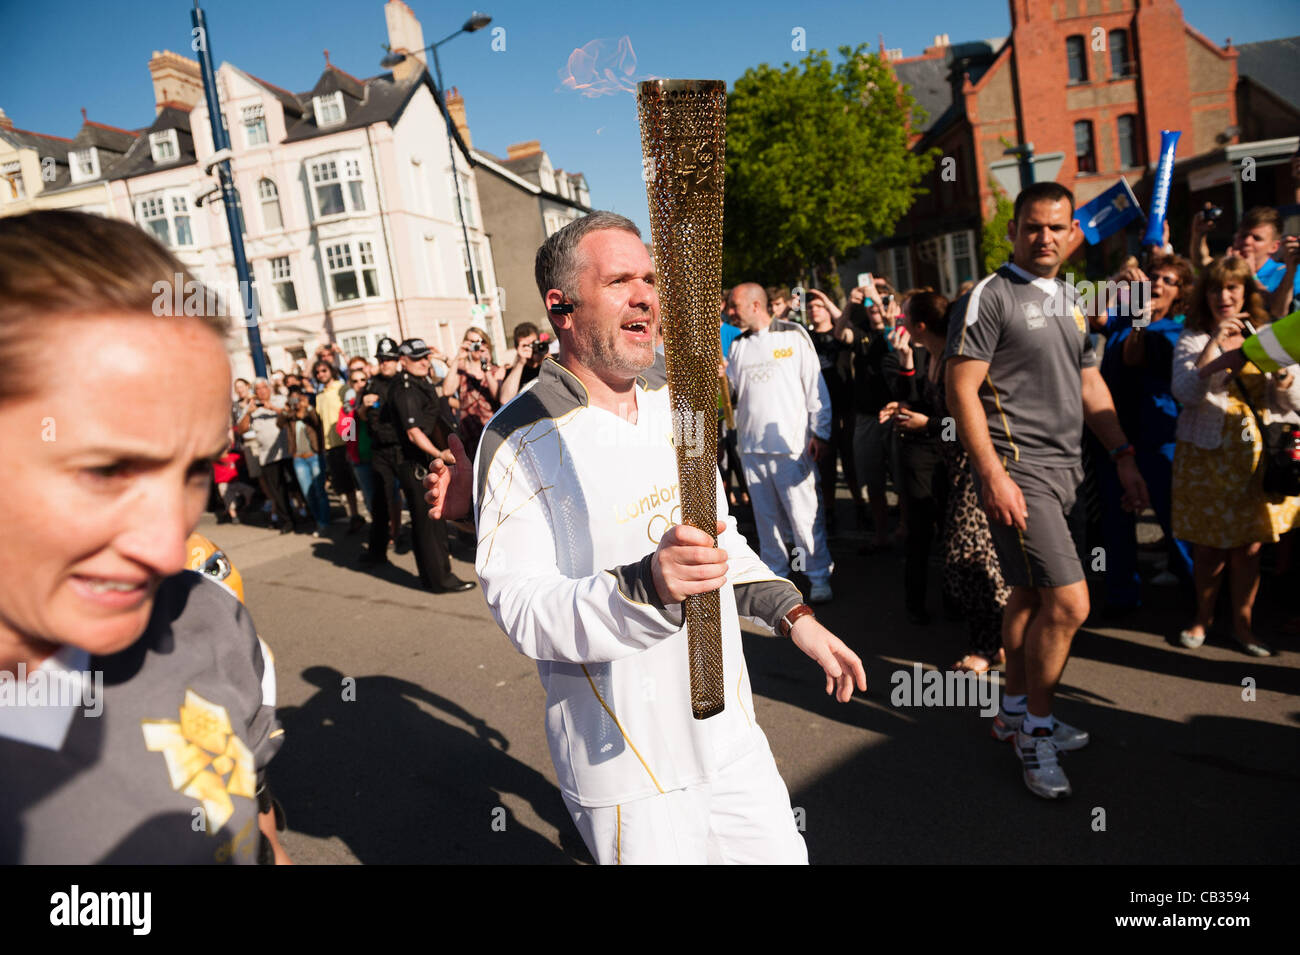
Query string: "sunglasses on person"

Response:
xmin=350 ymin=375 xmax=367 ymax=385
xmin=1153 ymin=273 xmax=1181 ymax=287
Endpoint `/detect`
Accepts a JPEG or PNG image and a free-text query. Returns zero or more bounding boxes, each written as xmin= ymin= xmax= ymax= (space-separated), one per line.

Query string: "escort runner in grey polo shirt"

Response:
xmin=0 ymin=572 xmax=282 ymax=863
xmin=946 ymin=261 xmax=1097 ymax=586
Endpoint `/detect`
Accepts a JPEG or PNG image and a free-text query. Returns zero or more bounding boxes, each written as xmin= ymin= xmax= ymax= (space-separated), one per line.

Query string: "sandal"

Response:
xmin=952 ymin=648 xmax=1006 ymax=671
xmin=951 ymin=654 xmax=990 ymax=673
xmin=1233 ymin=634 xmax=1273 ymax=657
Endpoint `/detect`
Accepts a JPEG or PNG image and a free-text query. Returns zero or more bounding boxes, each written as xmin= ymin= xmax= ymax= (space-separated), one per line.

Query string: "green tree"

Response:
xmin=981 ymin=179 xmax=1014 ymax=275
xmin=723 ymin=45 xmax=937 ymax=287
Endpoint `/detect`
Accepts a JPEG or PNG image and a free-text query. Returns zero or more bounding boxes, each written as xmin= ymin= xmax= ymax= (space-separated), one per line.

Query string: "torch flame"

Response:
xmin=559 ymin=36 xmax=649 ymax=97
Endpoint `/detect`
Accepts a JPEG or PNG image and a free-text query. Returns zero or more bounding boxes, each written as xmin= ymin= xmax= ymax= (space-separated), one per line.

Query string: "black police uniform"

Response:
xmin=390 ymin=364 xmax=471 ymax=592
xmin=362 ymin=368 xmax=403 ymax=563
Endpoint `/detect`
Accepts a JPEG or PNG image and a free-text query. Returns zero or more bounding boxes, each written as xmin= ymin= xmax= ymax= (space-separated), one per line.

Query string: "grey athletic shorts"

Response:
xmin=973 ymin=462 xmax=1085 ymax=589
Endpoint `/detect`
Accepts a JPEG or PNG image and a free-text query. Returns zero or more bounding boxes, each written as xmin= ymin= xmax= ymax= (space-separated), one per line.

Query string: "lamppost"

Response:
xmin=1004 ymin=142 xmax=1036 ymax=190
xmin=381 ymin=11 xmax=491 ymax=304
xmin=192 ymin=0 xmax=267 ymax=378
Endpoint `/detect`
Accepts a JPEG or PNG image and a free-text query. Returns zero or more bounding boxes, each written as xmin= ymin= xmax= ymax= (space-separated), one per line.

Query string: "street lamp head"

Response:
xmin=463 ymin=12 xmax=492 ymax=32
xmin=380 ymin=49 xmax=407 ymax=69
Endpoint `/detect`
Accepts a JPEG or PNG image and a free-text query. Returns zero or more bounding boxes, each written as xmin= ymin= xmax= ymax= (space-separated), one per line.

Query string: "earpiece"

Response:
xmin=549 ymin=302 xmax=574 ymax=315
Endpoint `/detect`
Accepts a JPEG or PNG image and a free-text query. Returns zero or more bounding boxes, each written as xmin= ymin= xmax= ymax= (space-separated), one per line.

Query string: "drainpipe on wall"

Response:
xmin=366 ymin=124 xmax=406 ymax=342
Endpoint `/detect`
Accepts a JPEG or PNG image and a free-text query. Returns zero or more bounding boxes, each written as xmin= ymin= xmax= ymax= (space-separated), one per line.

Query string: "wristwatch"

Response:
xmin=779 ymin=603 xmax=815 ymax=638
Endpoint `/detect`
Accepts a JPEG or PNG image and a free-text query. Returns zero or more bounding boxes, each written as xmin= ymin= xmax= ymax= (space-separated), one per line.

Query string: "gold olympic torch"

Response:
xmin=637 ymin=79 xmax=727 ymax=719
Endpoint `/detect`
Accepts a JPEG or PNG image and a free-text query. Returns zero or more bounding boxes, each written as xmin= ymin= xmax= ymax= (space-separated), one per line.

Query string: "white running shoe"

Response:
xmin=991 ymin=711 xmax=1089 ymax=751
xmin=1015 ymin=728 xmax=1072 ymax=799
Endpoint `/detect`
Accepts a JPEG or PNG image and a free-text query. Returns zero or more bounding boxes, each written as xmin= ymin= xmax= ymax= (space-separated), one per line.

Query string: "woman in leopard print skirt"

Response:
xmin=886 ymin=291 xmax=1008 ymax=671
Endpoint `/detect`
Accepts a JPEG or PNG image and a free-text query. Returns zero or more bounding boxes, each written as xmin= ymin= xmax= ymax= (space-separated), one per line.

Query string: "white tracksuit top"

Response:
xmin=473 ymin=356 xmax=803 ymax=808
xmin=727 ymin=319 xmax=832 ymax=456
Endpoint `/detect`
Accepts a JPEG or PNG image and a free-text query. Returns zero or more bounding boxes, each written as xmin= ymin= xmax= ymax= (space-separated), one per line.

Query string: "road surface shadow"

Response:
xmin=272 ymin=666 xmax=588 ymax=864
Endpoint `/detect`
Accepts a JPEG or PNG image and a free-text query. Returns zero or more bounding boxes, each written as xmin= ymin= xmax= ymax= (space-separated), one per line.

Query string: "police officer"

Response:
xmin=390 ymin=338 xmax=475 ymax=593
xmin=359 ymin=337 xmax=404 ymax=567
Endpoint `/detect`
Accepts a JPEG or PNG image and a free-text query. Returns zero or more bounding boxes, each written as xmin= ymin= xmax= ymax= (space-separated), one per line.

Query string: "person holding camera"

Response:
xmin=441 ymin=326 xmax=505 ymax=461
xmin=850 ymin=278 xmax=906 ymax=551
xmin=390 ymin=339 xmax=474 ymax=593
xmin=237 ymin=378 xmax=295 ymax=534
xmin=286 ymin=390 xmax=331 ymax=536
xmin=499 ymin=322 xmax=550 ymax=405
xmin=1171 ymin=257 xmax=1300 ymax=657
xmin=312 ymin=360 xmax=365 ymax=534
xmin=805 ymin=288 xmax=860 ymax=536
xmin=1097 ymin=255 xmax=1197 ymax=613
xmin=1192 ymin=205 xmax=1300 ymax=318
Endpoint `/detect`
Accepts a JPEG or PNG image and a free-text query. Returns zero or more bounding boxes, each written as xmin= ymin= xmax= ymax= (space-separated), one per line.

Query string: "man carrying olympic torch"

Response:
xmin=440 ymin=212 xmax=863 ymax=864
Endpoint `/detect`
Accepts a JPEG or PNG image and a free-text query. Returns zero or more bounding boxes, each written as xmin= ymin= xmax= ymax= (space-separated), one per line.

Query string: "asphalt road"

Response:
xmin=209 ymin=493 xmax=1300 ymax=865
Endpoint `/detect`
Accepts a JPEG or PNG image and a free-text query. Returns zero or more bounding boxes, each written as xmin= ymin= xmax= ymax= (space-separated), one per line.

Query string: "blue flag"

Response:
xmin=1076 ymin=178 xmax=1143 ymax=245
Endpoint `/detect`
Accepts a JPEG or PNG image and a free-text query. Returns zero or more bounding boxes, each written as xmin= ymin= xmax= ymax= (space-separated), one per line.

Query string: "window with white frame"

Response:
xmin=538 ymin=158 xmax=555 ymax=194
xmin=885 ymin=245 xmax=913 ymax=293
xmin=950 ymin=231 xmax=975 ymax=290
xmin=461 ymin=243 xmax=485 ymax=297
xmin=69 ymin=148 xmax=99 ymax=183
xmin=338 ymin=332 xmax=371 ymax=362
xmin=269 ymin=256 xmax=298 ymax=313
xmin=308 ymin=155 xmax=365 ymax=218
xmin=918 ymin=231 xmax=976 ymax=299
xmin=258 ymin=178 xmax=283 ymax=231
xmin=313 ymin=91 xmax=345 ymax=128
xmin=149 ymin=129 xmax=179 ymax=163
xmin=449 ymin=172 xmax=476 ymax=228
xmin=135 ymin=191 xmax=194 ymax=248
xmin=243 ymin=104 xmax=268 ymax=146
xmin=1 ymin=161 xmax=24 ymax=201
xmin=324 ymin=239 xmax=380 ymax=304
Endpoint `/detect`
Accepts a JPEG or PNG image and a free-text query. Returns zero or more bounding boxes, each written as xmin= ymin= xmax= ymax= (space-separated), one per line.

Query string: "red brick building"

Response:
xmin=863 ymin=0 xmax=1242 ymax=296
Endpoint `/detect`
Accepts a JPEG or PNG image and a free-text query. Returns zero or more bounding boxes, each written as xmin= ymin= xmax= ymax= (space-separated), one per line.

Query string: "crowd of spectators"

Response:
xmin=720 ymin=186 xmax=1299 ymax=665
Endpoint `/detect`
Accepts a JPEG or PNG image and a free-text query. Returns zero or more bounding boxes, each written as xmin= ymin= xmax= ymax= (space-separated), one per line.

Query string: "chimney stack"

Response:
xmin=149 ymin=50 xmax=202 ymax=114
xmin=445 ymin=87 xmax=472 ymax=148
xmin=507 ymin=140 xmax=542 ymax=160
xmin=0 ymin=108 xmax=12 ymax=131
xmin=385 ymin=0 xmax=427 ymax=84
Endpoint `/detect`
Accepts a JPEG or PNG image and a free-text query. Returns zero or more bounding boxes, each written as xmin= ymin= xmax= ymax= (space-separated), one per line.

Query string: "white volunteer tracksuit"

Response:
xmin=474 ymin=358 xmax=807 ymax=864
xmin=727 ymin=320 xmax=833 ymax=588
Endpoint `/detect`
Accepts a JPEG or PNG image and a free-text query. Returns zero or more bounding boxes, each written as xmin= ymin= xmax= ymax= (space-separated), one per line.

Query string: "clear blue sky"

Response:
xmin=3 ymin=0 xmax=1297 ymax=234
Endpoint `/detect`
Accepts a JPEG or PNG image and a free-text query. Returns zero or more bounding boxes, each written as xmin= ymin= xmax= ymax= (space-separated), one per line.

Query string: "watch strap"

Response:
xmin=779 ymin=603 xmax=815 ymax=638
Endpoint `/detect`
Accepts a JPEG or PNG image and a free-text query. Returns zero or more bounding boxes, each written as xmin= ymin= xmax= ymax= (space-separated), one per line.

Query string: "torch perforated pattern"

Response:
xmin=637 ymin=79 xmax=727 ymax=720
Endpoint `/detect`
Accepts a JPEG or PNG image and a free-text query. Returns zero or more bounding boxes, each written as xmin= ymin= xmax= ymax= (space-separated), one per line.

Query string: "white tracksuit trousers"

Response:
xmin=739 ymin=451 xmax=832 ymax=587
xmin=562 ymin=735 xmax=808 ymax=865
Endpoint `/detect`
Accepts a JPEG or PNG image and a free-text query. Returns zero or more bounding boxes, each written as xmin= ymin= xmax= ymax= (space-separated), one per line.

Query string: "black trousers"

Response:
xmin=904 ymin=495 xmax=938 ymax=613
xmin=901 ymin=438 xmax=943 ymax=613
xmin=261 ymin=458 xmax=293 ymax=525
xmin=368 ymin=448 xmax=402 ymax=557
xmin=397 ymin=457 xmax=455 ymax=590
xmin=816 ymin=407 xmax=858 ymax=525
xmin=718 ymin=422 xmax=747 ymax=500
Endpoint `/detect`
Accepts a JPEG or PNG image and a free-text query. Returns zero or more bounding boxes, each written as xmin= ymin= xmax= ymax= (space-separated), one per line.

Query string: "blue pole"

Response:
xmin=192 ymin=0 xmax=267 ymax=379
